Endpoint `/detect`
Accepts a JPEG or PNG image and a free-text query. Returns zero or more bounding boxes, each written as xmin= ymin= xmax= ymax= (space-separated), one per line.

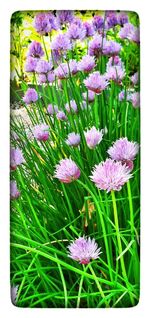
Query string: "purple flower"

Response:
xmin=106 ymin=56 xmax=124 ymax=70
xmin=67 ymin=23 xmax=86 ymax=40
xmin=68 ymin=236 xmax=101 ymax=264
xmin=119 ymin=23 xmax=140 ymax=43
xmin=10 ymin=181 xmax=20 ymax=200
xmin=56 ymin=111 xmax=67 ymax=121
xmin=11 ymin=285 xmax=19 ymax=305
xmin=78 ymin=55 xmax=95 ymax=73
xmin=47 ymin=104 xmax=58 ymax=115
xmin=82 ymin=90 xmax=96 ymax=103
xmin=25 ymin=57 xmax=38 ymax=72
xmin=54 ymin=60 xmax=78 ymax=79
xmin=54 ymin=158 xmax=80 ymax=183
xmin=105 ymin=65 xmax=125 ymax=83
xmin=130 ymin=92 xmax=140 ymax=108
xmin=83 ymin=21 xmax=95 ymax=37
xmin=107 ymin=137 xmax=139 ymax=170
xmin=47 ymin=71 xmax=55 ymax=83
xmin=84 ymin=71 xmax=109 ymax=94
xmin=34 ymin=12 xmax=58 ymax=35
xmin=118 ymin=90 xmax=132 ymax=101
xmin=88 ymin=35 xmax=107 ymax=57
xmin=65 ymin=100 xmax=78 ymax=114
xmin=92 ymin=15 xmax=104 ymax=32
xmin=10 ymin=148 xmax=25 ymax=170
xmin=102 ymin=40 xmax=122 ymax=56
xmin=117 ymin=12 xmax=129 ymax=26
xmin=130 ymin=72 xmax=139 ymax=85
xmin=56 ymin=10 xmax=74 ymax=26
xmin=106 ymin=11 xmax=118 ymax=28
xmin=35 ymin=60 xmax=51 ymax=74
xmin=51 ymin=33 xmax=71 ymax=53
xmin=90 ymin=158 xmax=132 ymax=192
xmin=38 ymin=74 xmax=47 ymax=84
xmin=66 ymin=132 xmax=81 ymax=147
xmin=33 ymin=124 xmax=49 ymax=141
xmin=27 ymin=41 xmax=44 ymax=58
xmin=84 ymin=126 xmax=103 ymax=149
xmin=23 ymin=88 xmax=38 ymax=104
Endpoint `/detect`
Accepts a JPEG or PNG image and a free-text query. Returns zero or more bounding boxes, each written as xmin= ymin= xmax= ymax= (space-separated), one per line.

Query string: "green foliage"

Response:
xmin=10 ymin=11 xmax=140 ymax=308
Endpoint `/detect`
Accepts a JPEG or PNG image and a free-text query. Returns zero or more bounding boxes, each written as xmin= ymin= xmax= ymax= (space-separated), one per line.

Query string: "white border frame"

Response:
xmin=0 ymin=1 xmax=149 ymax=317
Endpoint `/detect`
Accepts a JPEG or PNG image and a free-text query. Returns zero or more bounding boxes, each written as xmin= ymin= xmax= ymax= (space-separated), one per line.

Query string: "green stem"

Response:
xmin=111 ymin=190 xmax=135 ymax=306
xmin=77 ymin=180 xmax=113 ymax=282
xmin=76 ymin=266 xmax=85 ymax=308
xmin=88 ymin=264 xmax=110 ymax=308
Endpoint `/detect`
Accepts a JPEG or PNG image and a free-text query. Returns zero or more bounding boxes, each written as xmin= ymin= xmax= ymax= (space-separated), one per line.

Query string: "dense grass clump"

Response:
xmin=10 ymin=10 xmax=140 ymax=308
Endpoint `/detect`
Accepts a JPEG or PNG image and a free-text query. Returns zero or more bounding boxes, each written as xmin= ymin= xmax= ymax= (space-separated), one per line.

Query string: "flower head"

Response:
xmin=84 ymin=126 xmax=103 ymax=149
xmin=84 ymin=71 xmax=109 ymax=94
xmin=68 ymin=236 xmax=101 ymax=264
xmin=65 ymin=100 xmax=78 ymax=114
xmin=25 ymin=57 xmax=38 ymax=72
xmin=83 ymin=21 xmax=95 ymax=37
xmin=92 ymin=15 xmax=104 ymax=31
xmin=54 ymin=61 xmax=78 ymax=79
xmin=67 ymin=23 xmax=86 ymax=40
xmin=33 ymin=124 xmax=49 ymax=141
xmin=51 ymin=33 xmax=71 ymax=53
xmin=106 ymin=11 xmax=118 ymax=28
xmin=82 ymin=90 xmax=96 ymax=103
xmin=90 ymin=158 xmax=132 ymax=192
xmin=130 ymin=72 xmax=139 ymax=85
xmin=56 ymin=111 xmax=67 ymax=121
xmin=66 ymin=132 xmax=81 ymax=147
xmin=10 ymin=181 xmax=20 ymax=200
xmin=78 ymin=55 xmax=95 ymax=73
xmin=54 ymin=158 xmax=80 ymax=183
xmin=107 ymin=137 xmax=139 ymax=170
xmin=47 ymin=104 xmax=58 ymax=115
xmin=119 ymin=23 xmax=140 ymax=43
xmin=47 ymin=71 xmax=55 ymax=83
xmin=56 ymin=10 xmax=74 ymax=26
xmin=118 ymin=90 xmax=132 ymax=101
xmin=88 ymin=35 xmax=107 ymax=57
xmin=102 ymin=40 xmax=122 ymax=56
xmin=23 ymin=88 xmax=38 ymax=104
xmin=105 ymin=65 xmax=125 ymax=83
xmin=35 ymin=60 xmax=51 ymax=74
xmin=106 ymin=56 xmax=124 ymax=70
xmin=117 ymin=12 xmax=129 ymax=26
xmin=27 ymin=41 xmax=44 ymax=58
xmin=10 ymin=148 xmax=25 ymax=170
xmin=34 ymin=12 xmax=58 ymax=35
xmin=130 ymin=92 xmax=140 ymax=108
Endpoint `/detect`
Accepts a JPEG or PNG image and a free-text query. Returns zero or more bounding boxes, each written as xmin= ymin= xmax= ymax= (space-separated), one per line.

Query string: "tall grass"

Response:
xmin=10 ymin=10 xmax=140 ymax=308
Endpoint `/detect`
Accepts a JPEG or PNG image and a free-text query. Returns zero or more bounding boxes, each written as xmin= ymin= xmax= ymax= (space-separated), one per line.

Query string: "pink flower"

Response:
xmin=90 ymin=158 xmax=132 ymax=192
xmin=54 ymin=158 xmax=80 ymax=183
xmin=65 ymin=132 xmax=81 ymax=147
xmin=65 ymin=100 xmax=78 ymax=114
xmin=78 ymin=55 xmax=95 ymax=73
xmin=84 ymin=126 xmax=103 ymax=149
xmin=130 ymin=92 xmax=140 ymax=108
xmin=56 ymin=111 xmax=67 ymax=121
xmin=23 ymin=88 xmax=38 ymax=104
xmin=10 ymin=181 xmax=20 ymax=200
xmin=68 ymin=236 xmax=101 ymax=264
xmin=33 ymin=124 xmax=49 ymax=141
xmin=105 ymin=65 xmax=126 ymax=83
xmin=10 ymin=148 xmax=25 ymax=170
xmin=107 ymin=137 xmax=139 ymax=170
xmin=84 ymin=71 xmax=109 ymax=94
